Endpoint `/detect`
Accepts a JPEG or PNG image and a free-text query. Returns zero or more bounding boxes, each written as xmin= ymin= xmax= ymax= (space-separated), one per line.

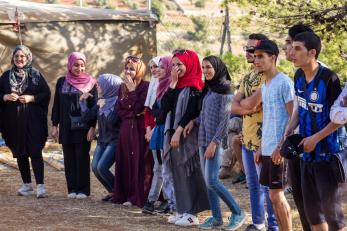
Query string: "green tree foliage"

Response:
xmin=223 ymin=0 xmax=347 ymax=81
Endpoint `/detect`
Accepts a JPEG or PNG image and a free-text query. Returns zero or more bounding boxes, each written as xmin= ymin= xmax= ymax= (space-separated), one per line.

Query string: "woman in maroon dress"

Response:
xmin=113 ymin=56 xmax=149 ymax=207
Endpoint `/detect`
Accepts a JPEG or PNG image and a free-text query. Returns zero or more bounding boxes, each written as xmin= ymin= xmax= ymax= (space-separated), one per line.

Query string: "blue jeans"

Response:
xmin=92 ymin=144 xmax=116 ymax=193
xmin=242 ymin=146 xmax=278 ymax=230
xmin=199 ymin=146 xmax=242 ymax=221
xmin=147 ymin=150 xmax=163 ymax=202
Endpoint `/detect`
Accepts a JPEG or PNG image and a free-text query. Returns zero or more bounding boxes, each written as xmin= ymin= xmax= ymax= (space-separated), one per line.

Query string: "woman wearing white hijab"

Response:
xmin=144 ymin=56 xmax=160 ymax=141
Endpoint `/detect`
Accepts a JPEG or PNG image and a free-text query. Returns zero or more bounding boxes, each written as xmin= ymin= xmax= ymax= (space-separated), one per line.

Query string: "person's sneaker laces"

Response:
xmin=225 ymin=211 xmax=246 ymax=230
xmin=198 ymin=216 xmax=223 ymax=229
xmin=68 ymin=192 xmax=77 ymax=199
xmin=36 ymin=184 xmax=47 ymax=198
xmin=142 ymin=201 xmax=155 ymax=214
xmin=76 ymin=193 xmax=87 ymax=199
xmin=244 ymin=224 xmax=266 ymax=231
xmin=175 ymin=213 xmax=199 ymax=226
xmin=168 ymin=213 xmax=183 ymax=224
xmin=17 ymin=183 xmax=34 ymax=196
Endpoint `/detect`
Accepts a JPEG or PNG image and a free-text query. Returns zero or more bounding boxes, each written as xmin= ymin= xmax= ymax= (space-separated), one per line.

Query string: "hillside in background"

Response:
xmin=23 ymin=0 xmax=347 ymax=84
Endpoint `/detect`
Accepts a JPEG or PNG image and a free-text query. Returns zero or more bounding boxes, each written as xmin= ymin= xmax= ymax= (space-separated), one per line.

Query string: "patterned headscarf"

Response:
xmin=65 ymin=52 xmax=96 ymax=93
xmin=9 ymin=45 xmax=39 ymax=94
xmin=173 ymin=49 xmax=204 ymax=91
xmin=98 ymin=74 xmax=123 ymax=117
xmin=156 ymin=56 xmax=172 ymax=100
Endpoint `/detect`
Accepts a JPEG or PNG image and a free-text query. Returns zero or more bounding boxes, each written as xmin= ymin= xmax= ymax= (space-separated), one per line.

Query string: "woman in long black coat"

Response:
xmin=0 ymin=45 xmax=51 ymax=198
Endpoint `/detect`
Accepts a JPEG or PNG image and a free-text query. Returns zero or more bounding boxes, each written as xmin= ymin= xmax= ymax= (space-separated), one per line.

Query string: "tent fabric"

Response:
xmin=0 ymin=0 xmax=157 ymax=120
xmin=0 ymin=0 xmax=155 ymax=23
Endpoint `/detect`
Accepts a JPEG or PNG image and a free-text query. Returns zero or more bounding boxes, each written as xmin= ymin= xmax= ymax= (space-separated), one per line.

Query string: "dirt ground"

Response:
xmin=0 ymin=144 xmax=346 ymax=231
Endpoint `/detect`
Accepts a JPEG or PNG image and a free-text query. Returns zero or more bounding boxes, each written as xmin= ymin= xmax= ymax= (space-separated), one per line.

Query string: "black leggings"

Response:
xmin=17 ymin=155 xmax=44 ymax=185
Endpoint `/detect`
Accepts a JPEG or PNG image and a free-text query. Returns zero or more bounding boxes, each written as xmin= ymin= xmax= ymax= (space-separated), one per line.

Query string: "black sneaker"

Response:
xmin=156 ymin=200 xmax=170 ymax=214
xmin=101 ymin=194 xmax=113 ymax=202
xmin=244 ymin=224 xmax=266 ymax=231
xmin=232 ymin=172 xmax=246 ymax=184
xmin=142 ymin=201 xmax=155 ymax=214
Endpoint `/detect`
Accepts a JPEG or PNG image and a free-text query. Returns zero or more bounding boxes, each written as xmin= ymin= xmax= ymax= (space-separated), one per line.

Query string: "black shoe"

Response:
xmin=232 ymin=172 xmax=246 ymax=184
xmin=156 ymin=200 xmax=170 ymax=214
xmin=101 ymin=194 xmax=113 ymax=202
xmin=142 ymin=201 xmax=155 ymax=214
xmin=244 ymin=224 xmax=266 ymax=231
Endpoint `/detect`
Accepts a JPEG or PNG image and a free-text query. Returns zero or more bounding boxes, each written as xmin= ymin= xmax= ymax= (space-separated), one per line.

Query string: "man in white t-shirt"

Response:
xmin=240 ymin=40 xmax=294 ymax=231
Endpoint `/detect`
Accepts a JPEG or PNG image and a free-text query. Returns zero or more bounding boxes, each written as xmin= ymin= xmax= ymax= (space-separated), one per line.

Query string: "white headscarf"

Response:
xmin=144 ymin=56 xmax=161 ymax=108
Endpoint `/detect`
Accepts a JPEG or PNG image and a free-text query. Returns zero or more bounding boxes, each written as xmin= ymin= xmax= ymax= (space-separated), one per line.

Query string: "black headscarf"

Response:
xmin=202 ymin=55 xmax=232 ymax=95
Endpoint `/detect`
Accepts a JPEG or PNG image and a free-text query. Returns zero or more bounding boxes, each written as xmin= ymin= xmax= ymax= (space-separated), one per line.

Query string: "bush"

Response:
xmin=188 ymin=16 xmax=208 ymax=42
xmin=95 ymin=0 xmax=108 ymax=6
xmin=220 ymin=52 xmax=249 ymax=85
xmin=151 ymin=0 xmax=165 ymax=21
xmin=195 ymin=0 xmax=206 ymax=8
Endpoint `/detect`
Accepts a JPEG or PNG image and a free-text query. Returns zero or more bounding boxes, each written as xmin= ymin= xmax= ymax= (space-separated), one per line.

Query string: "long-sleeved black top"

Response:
xmin=160 ymin=87 xmax=201 ymax=134
xmin=0 ymin=70 xmax=51 ymax=157
xmin=51 ymin=77 xmax=97 ymax=144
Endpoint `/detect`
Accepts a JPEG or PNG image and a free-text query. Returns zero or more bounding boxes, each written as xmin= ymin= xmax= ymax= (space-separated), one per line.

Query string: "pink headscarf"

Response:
xmin=65 ymin=52 xmax=96 ymax=93
xmin=156 ymin=56 xmax=172 ymax=100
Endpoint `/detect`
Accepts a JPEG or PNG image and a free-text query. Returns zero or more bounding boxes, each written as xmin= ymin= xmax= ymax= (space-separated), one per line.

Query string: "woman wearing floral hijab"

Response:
xmin=79 ymin=74 xmax=123 ymax=202
xmin=0 ymin=45 xmax=51 ymax=198
xmin=51 ymin=52 xmax=97 ymax=199
xmin=160 ymin=49 xmax=209 ymax=226
xmin=113 ymin=56 xmax=149 ymax=208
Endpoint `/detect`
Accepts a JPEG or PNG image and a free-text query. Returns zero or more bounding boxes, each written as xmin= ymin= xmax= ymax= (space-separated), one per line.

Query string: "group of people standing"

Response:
xmin=0 ymin=22 xmax=345 ymax=231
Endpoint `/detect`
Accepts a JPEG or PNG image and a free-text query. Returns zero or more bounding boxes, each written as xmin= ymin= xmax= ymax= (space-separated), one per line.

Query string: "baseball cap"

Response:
xmin=254 ymin=39 xmax=279 ymax=56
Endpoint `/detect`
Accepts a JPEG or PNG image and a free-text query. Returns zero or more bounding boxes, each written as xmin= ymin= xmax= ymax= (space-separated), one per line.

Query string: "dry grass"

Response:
xmin=0 ymin=145 xmax=346 ymax=231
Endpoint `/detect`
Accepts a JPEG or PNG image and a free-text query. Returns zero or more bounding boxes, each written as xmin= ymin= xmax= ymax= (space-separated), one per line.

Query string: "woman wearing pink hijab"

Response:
xmin=51 ymin=52 xmax=97 ymax=199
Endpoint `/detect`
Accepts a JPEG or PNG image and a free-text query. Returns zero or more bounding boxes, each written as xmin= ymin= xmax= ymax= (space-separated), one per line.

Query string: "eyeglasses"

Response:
xmin=126 ymin=55 xmax=141 ymax=62
xmin=243 ymin=46 xmax=255 ymax=53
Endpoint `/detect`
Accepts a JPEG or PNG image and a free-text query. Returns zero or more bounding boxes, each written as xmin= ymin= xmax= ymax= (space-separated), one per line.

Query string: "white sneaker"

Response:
xmin=36 ymin=184 xmax=47 ymax=198
xmin=17 ymin=183 xmax=34 ymax=196
xmin=68 ymin=192 xmax=77 ymax=199
xmin=122 ymin=201 xmax=132 ymax=206
xmin=76 ymin=193 xmax=87 ymax=199
xmin=168 ymin=213 xmax=184 ymax=224
xmin=175 ymin=213 xmax=199 ymax=226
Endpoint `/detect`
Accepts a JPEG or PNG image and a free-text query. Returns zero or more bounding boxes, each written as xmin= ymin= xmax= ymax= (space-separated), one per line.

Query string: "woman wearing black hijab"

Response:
xmin=185 ymin=56 xmax=245 ymax=230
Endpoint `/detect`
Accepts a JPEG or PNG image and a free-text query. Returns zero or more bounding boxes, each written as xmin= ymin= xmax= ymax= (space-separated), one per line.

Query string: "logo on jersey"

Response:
xmin=298 ymin=96 xmax=323 ymax=113
xmin=310 ymin=90 xmax=319 ymax=102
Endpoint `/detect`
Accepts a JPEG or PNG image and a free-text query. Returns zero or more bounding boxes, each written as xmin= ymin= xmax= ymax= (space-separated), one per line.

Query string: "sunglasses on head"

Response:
xmin=243 ymin=46 xmax=255 ymax=53
xmin=172 ymin=49 xmax=188 ymax=56
xmin=126 ymin=55 xmax=141 ymax=62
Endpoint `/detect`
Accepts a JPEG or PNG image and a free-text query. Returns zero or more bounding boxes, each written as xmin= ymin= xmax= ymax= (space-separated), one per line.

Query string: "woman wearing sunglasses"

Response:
xmin=161 ymin=49 xmax=209 ymax=226
xmin=112 ymin=56 xmax=149 ymax=208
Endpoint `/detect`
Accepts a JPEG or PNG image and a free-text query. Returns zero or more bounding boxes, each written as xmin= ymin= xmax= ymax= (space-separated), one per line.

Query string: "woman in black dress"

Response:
xmin=51 ymin=52 xmax=97 ymax=199
xmin=0 ymin=45 xmax=51 ymax=198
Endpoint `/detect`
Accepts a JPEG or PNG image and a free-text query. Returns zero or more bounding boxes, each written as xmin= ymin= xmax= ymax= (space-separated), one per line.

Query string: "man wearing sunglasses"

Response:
xmin=231 ymin=34 xmax=279 ymax=231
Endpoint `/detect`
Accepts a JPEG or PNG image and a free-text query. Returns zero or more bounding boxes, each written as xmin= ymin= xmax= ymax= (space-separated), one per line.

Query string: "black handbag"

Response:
xmin=70 ymin=115 xmax=88 ymax=130
xmin=69 ymin=94 xmax=88 ymax=130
